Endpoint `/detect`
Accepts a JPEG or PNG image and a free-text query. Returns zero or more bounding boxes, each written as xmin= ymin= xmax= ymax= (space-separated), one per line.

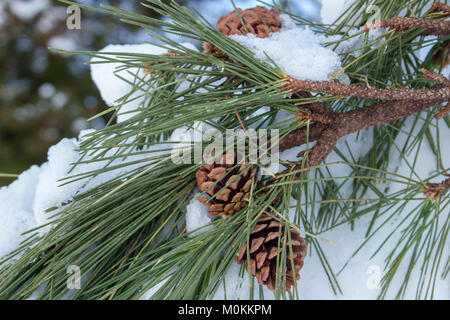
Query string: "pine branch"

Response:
xmin=431 ymin=2 xmax=450 ymax=16
xmin=283 ymin=77 xmax=450 ymax=101
xmin=364 ymin=2 xmax=450 ymax=35
xmin=1 ymin=0 xmax=448 ymax=301
xmin=278 ymin=69 xmax=449 ymax=168
xmin=365 ymin=16 xmax=450 ymax=35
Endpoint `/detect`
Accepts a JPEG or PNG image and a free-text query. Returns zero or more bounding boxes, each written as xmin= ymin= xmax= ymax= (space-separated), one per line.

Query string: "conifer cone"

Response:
xmin=196 ymin=150 xmax=258 ymax=217
xmin=203 ymin=6 xmax=281 ymax=55
xmin=236 ymin=216 xmax=307 ymax=291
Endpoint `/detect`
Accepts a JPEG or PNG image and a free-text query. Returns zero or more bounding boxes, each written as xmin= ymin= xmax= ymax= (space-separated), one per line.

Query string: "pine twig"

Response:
xmin=364 ymin=17 xmax=450 ymax=35
xmin=364 ymin=2 xmax=450 ymax=35
xmin=282 ymin=98 xmax=447 ymax=168
xmin=431 ymin=2 xmax=450 ymax=16
xmin=283 ymin=77 xmax=450 ymax=101
xmin=421 ymin=68 xmax=450 ymax=85
xmin=277 ymin=69 xmax=450 ymax=169
xmin=279 ymin=123 xmax=328 ymax=152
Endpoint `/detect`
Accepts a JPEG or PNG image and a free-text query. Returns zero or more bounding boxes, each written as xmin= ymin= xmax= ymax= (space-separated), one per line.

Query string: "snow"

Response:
xmin=91 ymin=43 xmax=198 ymax=123
xmin=0 ymin=126 xmax=171 ymax=238
xmin=229 ymin=15 xmax=345 ymax=81
xmin=33 ymin=138 xmax=82 ymax=233
xmin=0 ymin=166 xmax=40 ymax=259
xmin=185 ymin=194 xmax=214 ymax=237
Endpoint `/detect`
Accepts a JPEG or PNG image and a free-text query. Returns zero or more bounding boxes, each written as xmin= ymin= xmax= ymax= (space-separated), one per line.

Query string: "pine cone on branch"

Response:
xmin=204 ymin=6 xmax=281 ymax=55
xmin=216 ymin=6 xmax=281 ymax=37
xmin=236 ymin=215 xmax=307 ymax=291
xmin=196 ymin=150 xmax=258 ymax=217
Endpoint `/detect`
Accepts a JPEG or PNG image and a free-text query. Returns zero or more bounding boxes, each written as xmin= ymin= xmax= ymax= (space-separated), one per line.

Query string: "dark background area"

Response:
xmin=0 ymin=0 xmax=319 ymax=186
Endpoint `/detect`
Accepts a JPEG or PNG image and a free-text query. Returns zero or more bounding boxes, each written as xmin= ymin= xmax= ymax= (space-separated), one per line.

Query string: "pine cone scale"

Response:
xmin=250 ymin=237 xmax=265 ymax=253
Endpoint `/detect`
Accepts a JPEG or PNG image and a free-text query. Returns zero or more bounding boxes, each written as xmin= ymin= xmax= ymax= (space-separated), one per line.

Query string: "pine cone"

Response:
xmin=236 ymin=216 xmax=307 ymax=291
xmin=204 ymin=6 xmax=281 ymax=55
xmin=196 ymin=151 xmax=258 ymax=217
xmin=217 ymin=6 xmax=281 ymax=37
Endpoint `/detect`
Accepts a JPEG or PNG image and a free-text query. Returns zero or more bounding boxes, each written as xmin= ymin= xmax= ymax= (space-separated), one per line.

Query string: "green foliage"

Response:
xmin=0 ymin=0 xmax=448 ymax=300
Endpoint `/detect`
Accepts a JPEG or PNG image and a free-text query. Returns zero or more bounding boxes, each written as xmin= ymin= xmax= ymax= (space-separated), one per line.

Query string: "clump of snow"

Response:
xmin=0 ymin=126 xmax=173 ymax=241
xmin=0 ymin=166 xmax=40 ymax=258
xmin=91 ymin=43 xmax=198 ymax=123
xmin=33 ymin=138 xmax=82 ymax=233
xmin=229 ymin=14 xmax=344 ymax=81
xmin=185 ymin=194 xmax=214 ymax=237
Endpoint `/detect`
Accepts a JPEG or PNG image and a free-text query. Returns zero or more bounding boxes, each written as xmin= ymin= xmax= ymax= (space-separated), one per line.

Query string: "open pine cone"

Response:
xmin=203 ymin=6 xmax=281 ymax=55
xmin=196 ymin=151 xmax=258 ymax=217
xmin=236 ymin=215 xmax=307 ymax=291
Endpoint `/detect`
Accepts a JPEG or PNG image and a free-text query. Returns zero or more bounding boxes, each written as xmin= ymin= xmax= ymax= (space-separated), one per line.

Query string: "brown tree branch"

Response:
xmin=279 ymin=123 xmax=327 ymax=152
xmin=431 ymin=2 xmax=450 ymax=15
xmin=283 ymin=77 xmax=450 ymax=101
xmin=364 ymin=17 xmax=450 ymax=35
xmin=334 ymin=99 xmax=446 ymax=136
xmin=277 ymin=69 xmax=449 ymax=171
xmin=279 ymin=98 xmax=446 ymax=169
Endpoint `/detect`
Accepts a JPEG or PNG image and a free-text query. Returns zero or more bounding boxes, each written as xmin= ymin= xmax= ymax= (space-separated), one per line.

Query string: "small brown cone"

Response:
xmin=196 ymin=150 xmax=258 ymax=217
xmin=216 ymin=6 xmax=281 ymax=37
xmin=204 ymin=6 xmax=281 ymax=55
xmin=236 ymin=216 xmax=307 ymax=291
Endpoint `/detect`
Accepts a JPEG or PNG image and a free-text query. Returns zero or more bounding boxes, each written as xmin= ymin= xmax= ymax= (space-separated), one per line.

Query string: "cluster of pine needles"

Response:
xmin=0 ymin=0 xmax=448 ymax=300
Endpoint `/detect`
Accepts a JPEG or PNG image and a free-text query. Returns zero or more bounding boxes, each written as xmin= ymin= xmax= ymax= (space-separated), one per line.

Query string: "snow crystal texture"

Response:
xmin=229 ymin=15 xmax=344 ymax=81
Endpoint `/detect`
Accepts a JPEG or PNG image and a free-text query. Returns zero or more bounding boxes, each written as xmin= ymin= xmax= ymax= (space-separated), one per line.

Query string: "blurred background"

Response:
xmin=0 ymin=0 xmax=320 ymax=186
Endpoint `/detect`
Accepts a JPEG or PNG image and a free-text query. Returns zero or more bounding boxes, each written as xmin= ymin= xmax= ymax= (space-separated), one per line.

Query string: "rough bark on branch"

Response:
xmin=431 ymin=2 xmax=450 ymax=15
xmin=277 ymin=70 xmax=449 ymax=169
xmin=283 ymin=77 xmax=450 ymax=101
xmin=364 ymin=17 xmax=450 ymax=35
